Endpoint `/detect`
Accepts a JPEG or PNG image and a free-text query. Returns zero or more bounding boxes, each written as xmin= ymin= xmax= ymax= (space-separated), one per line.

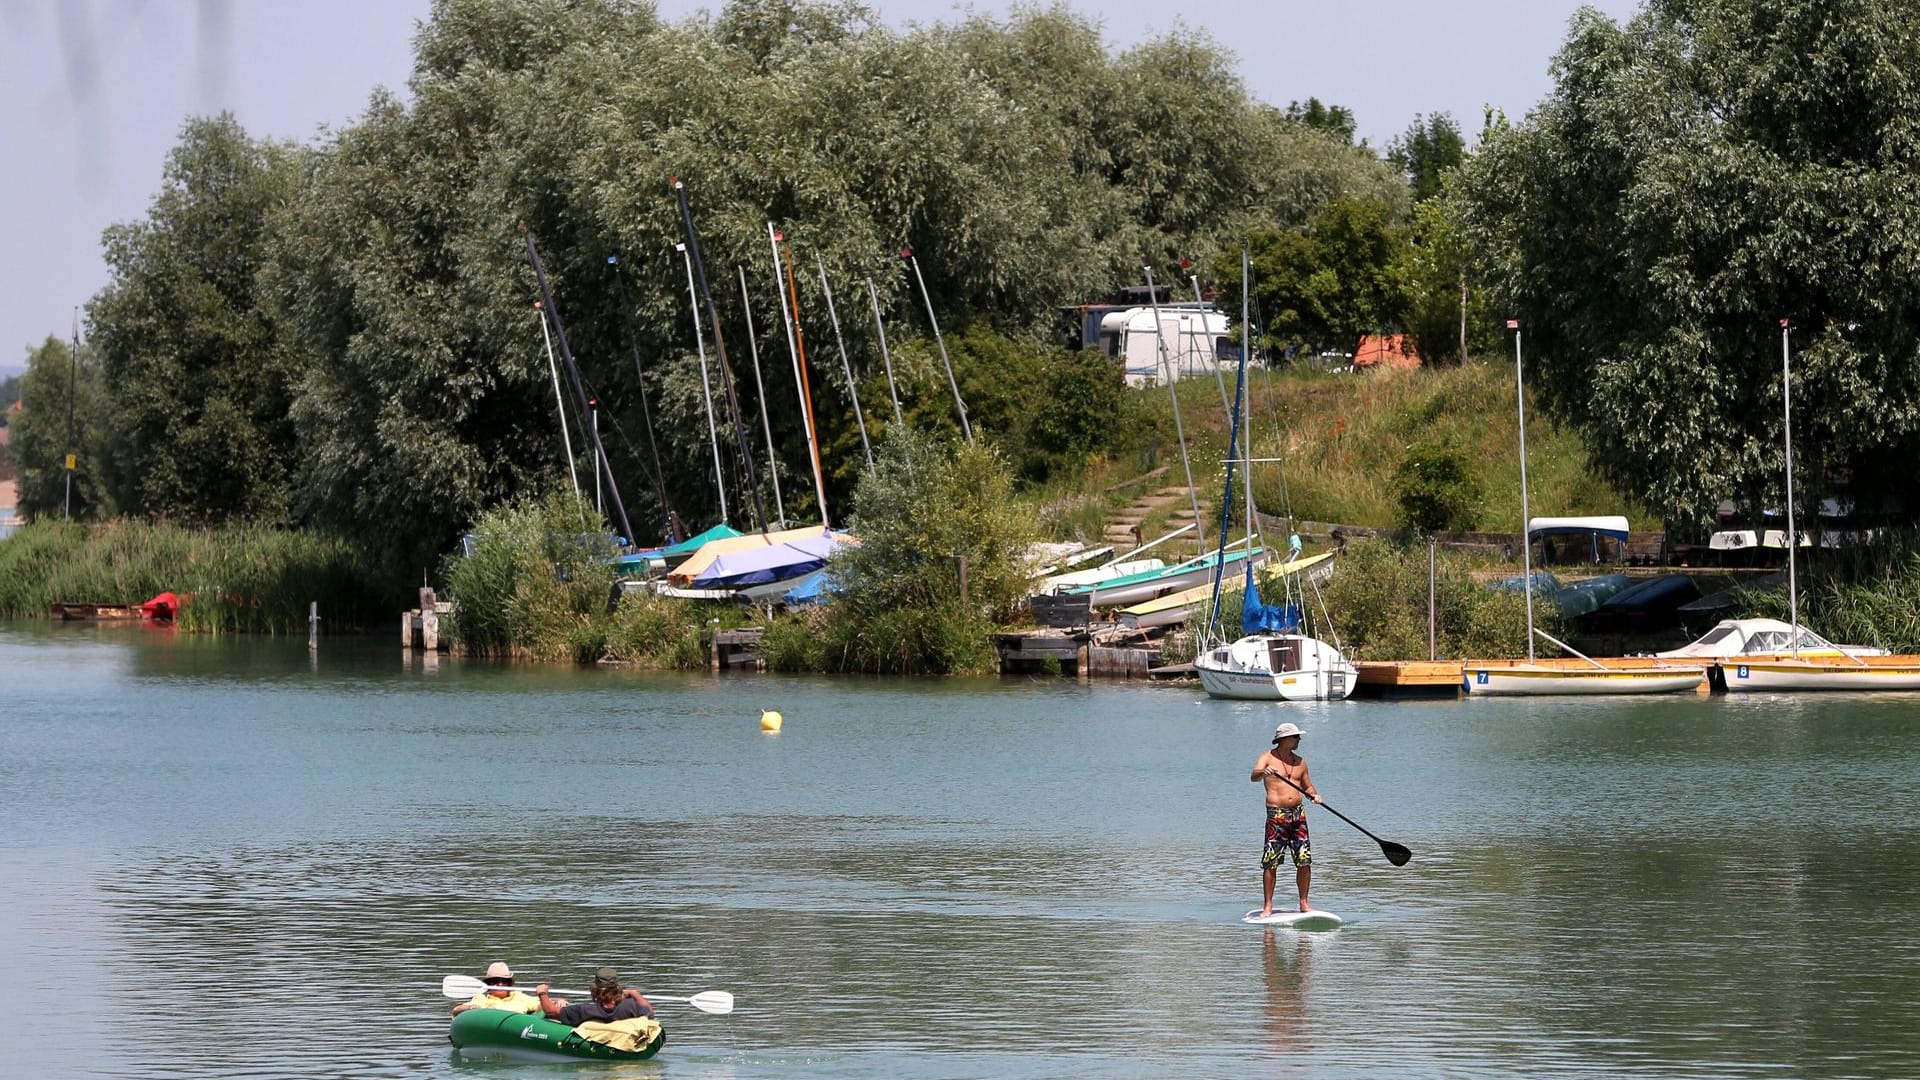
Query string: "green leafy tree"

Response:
xmin=1458 ymin=0 xmax=1920 ymax=526
xmin=88 ymin=115 xmax=303 ymax=523
xmin=807 ymin=427 xmax=1036 ymax=672
xmin=1239 ymin=198 xmax=1410 ymax=358
xmin=9 ymin=336 xmax=113 ymax=519
xmin=1283 ymin=97 xmax=1358 ymax=144
xmin=1388 ymin=113 xmax=1466 ymax=203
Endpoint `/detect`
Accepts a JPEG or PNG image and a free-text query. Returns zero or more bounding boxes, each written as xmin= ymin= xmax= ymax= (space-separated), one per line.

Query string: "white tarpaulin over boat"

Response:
xmin=1528 ymin=516 xmax=1629 ymax=541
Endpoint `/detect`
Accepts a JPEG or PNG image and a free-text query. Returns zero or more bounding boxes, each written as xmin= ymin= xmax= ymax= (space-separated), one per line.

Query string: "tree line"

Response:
xmin=14 ymin=0 xmax=1920 ymax=564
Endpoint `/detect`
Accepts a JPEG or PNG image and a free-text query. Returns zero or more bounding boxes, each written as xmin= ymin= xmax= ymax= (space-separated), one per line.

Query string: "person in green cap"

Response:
xmin=537 ymin=968 xmax=654 ymax=1026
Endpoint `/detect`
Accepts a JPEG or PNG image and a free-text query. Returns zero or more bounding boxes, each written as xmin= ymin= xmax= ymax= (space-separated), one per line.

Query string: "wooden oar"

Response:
xmin=441 ymin=975 xmax=734 ymax=1014
xmin=1267 ymin=772 xmax=1412 ymax=866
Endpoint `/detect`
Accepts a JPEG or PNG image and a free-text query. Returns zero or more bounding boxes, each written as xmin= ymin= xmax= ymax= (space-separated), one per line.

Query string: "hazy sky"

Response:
xmin=0 ymin=0 xmax=1640 ymax=373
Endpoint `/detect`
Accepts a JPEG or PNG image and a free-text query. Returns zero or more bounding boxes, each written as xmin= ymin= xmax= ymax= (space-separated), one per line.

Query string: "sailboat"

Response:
xmin=1715 ymin=321 xmax=1920 ymax=692
xmin=1460 ymin=321 xmax=1704 ymax=696
xmin=1193 ymin=248 xmax=1357 ymax=702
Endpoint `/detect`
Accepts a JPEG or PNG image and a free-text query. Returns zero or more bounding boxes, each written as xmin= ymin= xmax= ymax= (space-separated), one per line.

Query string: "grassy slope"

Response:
xmin=1023 ymin=360 xmax=1649 ymax=544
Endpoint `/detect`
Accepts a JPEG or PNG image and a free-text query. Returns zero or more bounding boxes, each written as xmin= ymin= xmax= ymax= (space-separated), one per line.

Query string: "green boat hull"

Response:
xmin=449 ymin=1008 xmax=665 ymax=1063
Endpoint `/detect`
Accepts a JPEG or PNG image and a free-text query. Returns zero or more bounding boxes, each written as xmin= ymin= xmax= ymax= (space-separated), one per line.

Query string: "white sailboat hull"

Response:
xmin=1719 ymin=656 xmax=1920 ymax=691
xmin=1461 ymin=662 xmax=1704 ymax=696
xmin=1195 ymin=635 xmax=1357 ymax=701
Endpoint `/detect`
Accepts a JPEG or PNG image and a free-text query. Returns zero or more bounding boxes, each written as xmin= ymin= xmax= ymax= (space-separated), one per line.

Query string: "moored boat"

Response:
xmin=449 ymin=1008 xmax=665 ymax=1064
xmin=1462 ymin=657 xmax=1705 ymax=696
xmin=1716 ymin=654 xmax=1920 ymax=692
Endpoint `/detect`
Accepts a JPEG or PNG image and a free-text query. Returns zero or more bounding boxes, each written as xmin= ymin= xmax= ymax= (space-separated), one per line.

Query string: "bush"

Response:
xmin=802 ymin=429 xmax=1035 ymax=673
xmin=444 ymin=491 xmax=616 ymax=659
xmin=602 ymin=589 xmax=731 ymax=669
xmin=1391 ymin=442 xmax=1483 ymax=532
xmin=1318 ymin=537 xmax=1544 ymax=659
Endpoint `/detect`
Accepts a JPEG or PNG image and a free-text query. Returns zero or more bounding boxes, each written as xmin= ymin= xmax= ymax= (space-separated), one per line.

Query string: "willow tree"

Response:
xmin=1459 ymin=0 xmax=1920 ymax=526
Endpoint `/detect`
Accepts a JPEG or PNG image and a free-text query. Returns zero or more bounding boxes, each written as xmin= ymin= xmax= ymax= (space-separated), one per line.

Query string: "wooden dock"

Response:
xmin=1352 ymin=660 xmax=1465 ymax=699
xmin=712 ymin=628 xmax=765 ymax=671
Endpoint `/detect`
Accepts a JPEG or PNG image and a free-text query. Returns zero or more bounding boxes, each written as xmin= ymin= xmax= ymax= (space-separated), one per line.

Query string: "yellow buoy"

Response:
xmin=760 ymin=709 xmax=783 ymax=733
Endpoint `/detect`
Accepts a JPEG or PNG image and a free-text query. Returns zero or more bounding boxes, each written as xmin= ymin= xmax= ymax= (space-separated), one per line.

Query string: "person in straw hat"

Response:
xmin=1251 ymin=722 xmax=1323 ymax=917
xmin=451 ymin=961 xmax=541 ymax=1015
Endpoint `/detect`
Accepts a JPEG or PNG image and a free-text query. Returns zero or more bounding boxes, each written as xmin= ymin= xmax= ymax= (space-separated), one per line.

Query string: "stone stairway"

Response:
xmin=1103 ymin=483 xmax=1207 ymax=551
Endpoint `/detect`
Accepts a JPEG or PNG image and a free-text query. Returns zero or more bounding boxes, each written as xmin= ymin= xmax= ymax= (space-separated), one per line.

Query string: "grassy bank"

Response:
xmin=0 ymin=520 xmax=393 ymax=633
xmin=1016 ymin=361 xmax=1649 ymax=549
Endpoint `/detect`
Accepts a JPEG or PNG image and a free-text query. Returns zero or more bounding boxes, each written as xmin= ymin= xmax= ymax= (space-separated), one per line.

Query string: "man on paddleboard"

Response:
xmin=1252 ymin=722 xmax=1322 ymax=916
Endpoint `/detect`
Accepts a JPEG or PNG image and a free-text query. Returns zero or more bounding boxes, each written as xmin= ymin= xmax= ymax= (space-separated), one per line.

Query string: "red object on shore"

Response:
xmin=141 ymin=592 xmax=181 ymax=621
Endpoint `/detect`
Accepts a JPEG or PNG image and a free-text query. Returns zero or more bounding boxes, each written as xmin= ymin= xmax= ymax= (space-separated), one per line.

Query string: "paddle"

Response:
xmin=441 ymin=975 xmax=734 ymax=1014
xmin=1266 ymin=771 xmax=1412 ymax=866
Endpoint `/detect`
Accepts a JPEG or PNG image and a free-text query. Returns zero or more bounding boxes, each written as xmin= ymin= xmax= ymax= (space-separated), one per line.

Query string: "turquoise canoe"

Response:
xmin=449 ymin=1008 xmax=666 ymax=1063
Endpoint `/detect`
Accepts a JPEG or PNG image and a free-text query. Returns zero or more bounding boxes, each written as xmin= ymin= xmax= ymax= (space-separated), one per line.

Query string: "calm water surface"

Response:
xmin=4 ymin=621 xmax=1919 ymax=1078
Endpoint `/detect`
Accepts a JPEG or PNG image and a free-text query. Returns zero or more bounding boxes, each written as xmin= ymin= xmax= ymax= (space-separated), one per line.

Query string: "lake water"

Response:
xmin=4 ymin=621 xmax=1919 ymax=1078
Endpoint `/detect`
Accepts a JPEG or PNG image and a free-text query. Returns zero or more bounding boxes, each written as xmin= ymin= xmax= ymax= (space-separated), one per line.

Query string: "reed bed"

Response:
xmin=0 ymin=520 xmax=389 ymax=633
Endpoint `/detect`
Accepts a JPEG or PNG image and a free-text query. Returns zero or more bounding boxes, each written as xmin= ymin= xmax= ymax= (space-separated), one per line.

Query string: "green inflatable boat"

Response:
xmin=448 ymin=1009 xmax=666 ymax=1063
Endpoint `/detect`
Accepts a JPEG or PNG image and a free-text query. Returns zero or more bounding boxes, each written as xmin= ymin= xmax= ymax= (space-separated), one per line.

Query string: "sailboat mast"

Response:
xmin=608 ymin=254 xmax=676 ymax=536
xmin=1205 ymin=248 xmax=1253 ymax=643
xmin=769 ymin=224 xmax=830 ymax=527
xmin=1189 ymin=268 xmax=1233 ymax=419
xmin=1782 ymin=319 xmax=1801 ymax=657
xmin=901 ymin=248 xmax=971 ymax=442
xmin=1142 ymin=261 xmax=1205 ymax=555
xmin=738 ymin=265 xmax=786 ymax=526
xmin=1509 ymin=320 xmax=1536 ymax=663
xmin=524 ymin=226 xmax=636 ymax=542
xmin=817 ymin=255 xmax=873 ymax=467
xmin=673 ymin=179 xmax=767 ymax=531
xmin=678 ymin=242 xmax=730 ymax=524
xmin=867 ymin=277 xmax=904 ymax=426
xmin=534 ymin=304 xmax=583 ymax=505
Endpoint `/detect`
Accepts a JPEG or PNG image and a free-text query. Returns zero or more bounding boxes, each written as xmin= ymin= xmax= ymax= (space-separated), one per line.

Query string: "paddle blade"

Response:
xmin=442 ymin=974 xmax=487 ymax=999
xmin=1381 ymin=841 xmax=1413 ymax=867
xmin=688 ymin=990 xmax=734 ymax=1014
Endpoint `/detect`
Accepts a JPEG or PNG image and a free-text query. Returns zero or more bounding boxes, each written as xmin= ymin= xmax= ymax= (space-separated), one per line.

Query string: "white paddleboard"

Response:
xmin=1244 ymin=908 xmax=1344 ymax=930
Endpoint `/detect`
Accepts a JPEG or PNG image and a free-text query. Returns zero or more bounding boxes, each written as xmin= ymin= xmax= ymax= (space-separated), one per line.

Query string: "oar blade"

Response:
xmin=442 ymin=974 xmax=487 ymax=999
xmin=688 ymin=990 xmax=734 ymax=1014
xmin=1381 ymin=841 xmax=1413 ymax=867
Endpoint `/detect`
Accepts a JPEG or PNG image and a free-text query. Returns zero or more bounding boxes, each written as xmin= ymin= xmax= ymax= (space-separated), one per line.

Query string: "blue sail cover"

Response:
xmin=1240 ymin=562 xmax=1301 ymax=635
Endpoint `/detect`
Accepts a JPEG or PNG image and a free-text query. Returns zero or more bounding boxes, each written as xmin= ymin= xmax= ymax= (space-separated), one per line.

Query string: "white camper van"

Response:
xmin=1094 ymin=304 xmax=1233 ymax=387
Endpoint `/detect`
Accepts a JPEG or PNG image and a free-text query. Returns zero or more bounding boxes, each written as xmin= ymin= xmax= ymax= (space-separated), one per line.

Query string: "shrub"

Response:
xmin=1319 ymin=537 xmax=1543 ymax=659
xmin=1391 ymin=442 xmax=1483 ymax=532
xmin=444 ymin=491 xmax=616 ymax=659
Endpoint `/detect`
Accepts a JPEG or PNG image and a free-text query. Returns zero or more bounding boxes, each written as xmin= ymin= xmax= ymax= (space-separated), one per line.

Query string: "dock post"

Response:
xmin=402 ymin=611 xmax=413 ymax=649
xmin=309 ymin=602 xmax=319 ymax=651
xmin=419 ymin=587 xmax=438 ymax=652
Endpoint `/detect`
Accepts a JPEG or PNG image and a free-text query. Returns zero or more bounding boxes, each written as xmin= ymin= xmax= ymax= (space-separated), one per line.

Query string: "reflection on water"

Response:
xmin=4 ymin=621 xmax=1920 ymax=1078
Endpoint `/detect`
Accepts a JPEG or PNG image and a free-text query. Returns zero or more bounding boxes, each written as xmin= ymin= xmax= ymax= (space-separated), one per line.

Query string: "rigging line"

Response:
xmin=674 ymin=178 xmax=768 ymax=532
xmin=817 ymin=254 xmax=873 ymax=467
xmin=522 ymin=227 xmax=637 ymax=545
xmin=738 ymin=264 xmax=786 ymax=526
xmin=1142 ymin=260 xmax=1206 ymax=557
xmin=676 ymin=240 xmax=730 ymax=525
xmin=534 ymin=303 xmax=583 ymax=508
xmin=607 ymin=254 xmax=676 ymax=532
xmin=768 ymin=224 xmax=829 ymax=527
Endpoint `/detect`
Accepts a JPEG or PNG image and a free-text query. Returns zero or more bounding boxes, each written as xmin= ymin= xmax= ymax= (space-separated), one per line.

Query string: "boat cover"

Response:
xmin=669 ymin=525 xmax=838 ymax=584
xmin=1240 ymin=562 xmax=1301 ymax=635
xmin=689 ymin=532 xmax=849 ymax=588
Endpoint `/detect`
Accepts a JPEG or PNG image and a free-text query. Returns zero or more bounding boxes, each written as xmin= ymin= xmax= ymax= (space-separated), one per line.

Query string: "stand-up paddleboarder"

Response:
xmin=1252 ymin=722 xmax=1321 ymax=916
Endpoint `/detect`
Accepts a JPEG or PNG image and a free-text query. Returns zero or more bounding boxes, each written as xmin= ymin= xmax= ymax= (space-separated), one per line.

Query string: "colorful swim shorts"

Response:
xmin=1262 ymin=804 xmax=1312 ymax=869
